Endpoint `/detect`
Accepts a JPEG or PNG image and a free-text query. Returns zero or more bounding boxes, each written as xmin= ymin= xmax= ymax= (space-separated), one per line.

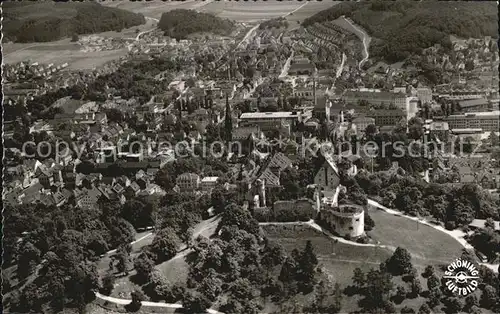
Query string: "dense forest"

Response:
xmin=158 ymin=9 xmax=234 ymax=40
xmin=259 ymin=17 xmax=289 ymax=30
xmin=3 ymin=1 xmax=145 ymax=42
xmin=303 ymin=0 xmax=498 ymax=62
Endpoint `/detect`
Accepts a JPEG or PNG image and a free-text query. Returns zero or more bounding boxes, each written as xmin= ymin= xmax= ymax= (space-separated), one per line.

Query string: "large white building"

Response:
xmin=443 ymin=111 xmax=499 ymax=132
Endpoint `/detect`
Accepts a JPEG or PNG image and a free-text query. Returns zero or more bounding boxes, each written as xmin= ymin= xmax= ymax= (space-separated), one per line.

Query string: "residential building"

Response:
xmin=201 ymin=176 xmax=219 ymax=192
xmin=176 ymin=173 xmax=200 ymax=193
xmin=364 ymin=109 xmax=406 ymax=127
xmin=416 ymin=87 xmax=432 ymax=104
xmin=352 ymin=116 xmax=375 ymax=133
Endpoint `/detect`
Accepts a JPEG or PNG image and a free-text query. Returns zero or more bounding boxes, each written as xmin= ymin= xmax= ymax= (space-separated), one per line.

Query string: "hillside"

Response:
xmin=303 ymin=0 xmax=498 ymax=63
xmin=158 ymin=9 xmax=234 ymax=40
xmin=3 ymin=1 xmax=146 ymax=43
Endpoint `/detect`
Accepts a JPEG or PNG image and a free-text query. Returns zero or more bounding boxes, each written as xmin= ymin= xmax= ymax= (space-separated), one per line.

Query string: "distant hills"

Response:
xmin=158 ymin=9 xmax=234 ymax=40
xmin=3 ymin=1 xmax=145 ymax=43
xmin=303 ymin=1 xmax=498 ymax=63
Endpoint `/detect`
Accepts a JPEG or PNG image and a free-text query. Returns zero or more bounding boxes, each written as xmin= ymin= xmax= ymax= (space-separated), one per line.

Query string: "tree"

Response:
xmin=151 ymin=227 xmax=180 ymax=263
xmin=362 ymin=269 xmax=394 ymax=311
xmin=128 ymin=290 xmax=145 ymax=311
xmin=199 ymin=269 xmax=223 ymax=302
xmin=182 ymin=291 xmax=211 ymax=313
xmin=401 ymin=306 xmax=416 ymax=314
xmin=386 ymin=247 xmax=413 ymax=276
xmin=134 ymin=252 xmax=154 ymax=283
xmin=464 ymin=294 xmax=479 ymax=311
xmin=101 ymin=272 xmax=115 ymax=295
xmin=17 ymin=241 xmax=41 ymax=279
xmin=218 ymin=204 xmax=260 ymax=236
xmin=418 ymin=303 xmax=431 ymax=314
xmin=116 ymin=244 xmax=131 ymax=275
xmin=365 ymin=124 xmax=377 ymax=138
xmin=71 ymin=34 xmax=79 ymax=42
xmin=230 ymin=278 xmax=254 ymax=301
xmin=480 ymin=284 xmax=497 ymax=309
xmin=427 ymin=274 xmax=440 ymax=291
xmin=312 ymin=281 xmax=342 ymax=313
xmin=409 ymin=278 xmax=422 ymax=298
xmin=427 ymin=288 xmax=442 ymax=308
xmin=211 ymin=185 xmax=227 ymax=214
xmin=352 ymin=267 xmax=366 ymax=289
xmin=395 ymin=285 xmax=407 ymax=303
xmin=364 ymin=211 xmax=375 ymax=231
xmin=278 ymin=257 xmax=296 ymax=284
xmin=422 ymin=265 xmax=435 ymax=278
xmin=296 ymin=240 xmax=318 ymax=293
xmin=444 ymin=296 xmax=463 ymax=314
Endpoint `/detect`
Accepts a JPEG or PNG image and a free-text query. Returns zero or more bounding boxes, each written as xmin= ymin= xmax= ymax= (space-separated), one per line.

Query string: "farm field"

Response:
xmin=285 ymin=1 xmax=340 ymax=29
xmin=4 ymin=46 xmax=129 ymax=71
xmin=367 ymin=208 xmax=464 ymax=266
xmin=101 ymin=0 xmax=214 ymax=20
xmin=2 ymin=15 xmax=156 ymax=70
xmin=102 ymin=0 xmax=329 ymax=24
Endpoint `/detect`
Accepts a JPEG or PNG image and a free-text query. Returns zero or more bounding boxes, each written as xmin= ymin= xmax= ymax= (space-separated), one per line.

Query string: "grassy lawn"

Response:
xmin=262 ymin=224 xmax=393 ymax=284
xmin=367 ymin=209 xmax=464 ymax=266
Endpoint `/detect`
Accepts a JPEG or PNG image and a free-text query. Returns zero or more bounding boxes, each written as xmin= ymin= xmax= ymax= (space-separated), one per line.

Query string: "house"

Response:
xmin=125 ymin=181 xmax=141 ymax=199
xmin=352 ymin=116 xmax=375 ymax=134
xmin=314 ymin=154 xmax=340 ymax=191
xmin=201 ymin=176 xmax=219 ymax=192
xmin=469 ymin=219 xmax=500 ymax=231
xmin=364 ymin=109 xmax=406 ymax=127
xmin=176 ymin=173 xmax=201 ymax=193
xmin=75 ymin=187 xmax=102 ymax=209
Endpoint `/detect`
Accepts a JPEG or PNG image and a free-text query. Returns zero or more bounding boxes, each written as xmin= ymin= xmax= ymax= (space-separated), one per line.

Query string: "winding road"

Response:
xmin=341 ymin=16 xmax=371 ymax=70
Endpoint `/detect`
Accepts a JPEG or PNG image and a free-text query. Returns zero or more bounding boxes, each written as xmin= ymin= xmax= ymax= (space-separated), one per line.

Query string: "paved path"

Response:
xmin=236 ymin=24 xmax=260 ymax=49
xmin=95 ymin=216 xmax=222 ymax=310
xmin=95 ymin=292 xmax=224 ymax=314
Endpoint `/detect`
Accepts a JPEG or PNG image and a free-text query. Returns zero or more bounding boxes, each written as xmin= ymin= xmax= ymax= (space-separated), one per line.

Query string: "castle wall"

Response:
xmin=321 ymin=204 xmax=365 ymax=238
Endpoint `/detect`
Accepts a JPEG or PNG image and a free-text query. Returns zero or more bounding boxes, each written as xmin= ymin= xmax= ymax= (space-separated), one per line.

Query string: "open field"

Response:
xmin=4 ymin=46 xmax=129 ymax=71
xmin=101 ymin=0 xmax=213 ymax=20
xmin=102 ymin=1 xmax=328 ymax=24
xmin=367 ymin=208 xmax=464 ymax=265
xmin=285 ymin=1 xmax=339 ymax=29
xmin=262 ymin=224 xmax=393 ymax=285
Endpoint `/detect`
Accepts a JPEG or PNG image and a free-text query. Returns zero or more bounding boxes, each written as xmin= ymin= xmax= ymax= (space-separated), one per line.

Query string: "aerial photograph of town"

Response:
xmin=1 ymin=0 xmax=499 ymax=313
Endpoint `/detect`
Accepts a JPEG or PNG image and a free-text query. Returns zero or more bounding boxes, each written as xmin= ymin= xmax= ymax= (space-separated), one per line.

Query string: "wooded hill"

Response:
xmin=158 ymin=9 xmax=234 ymax=40
xmin=303 ymin=0 xmax=498 ymax=63
xmin=3 ymin=1 xmax=145 ymax=43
